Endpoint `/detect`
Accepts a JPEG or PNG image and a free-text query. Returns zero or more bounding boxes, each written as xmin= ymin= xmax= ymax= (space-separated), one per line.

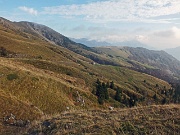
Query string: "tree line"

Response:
xmin=95 ymin=79 xmax=138 ymax=107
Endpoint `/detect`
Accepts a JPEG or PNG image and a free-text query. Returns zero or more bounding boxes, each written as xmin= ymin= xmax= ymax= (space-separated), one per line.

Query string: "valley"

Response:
xmin=0 ymin=17 xmax=179 ymax=134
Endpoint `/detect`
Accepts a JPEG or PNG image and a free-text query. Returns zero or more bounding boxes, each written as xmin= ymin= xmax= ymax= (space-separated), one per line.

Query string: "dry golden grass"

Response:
xmin=13 ymin=104 xmax=178 ymax=135
xmin=0 ymin=20 xmax=178 ymax=134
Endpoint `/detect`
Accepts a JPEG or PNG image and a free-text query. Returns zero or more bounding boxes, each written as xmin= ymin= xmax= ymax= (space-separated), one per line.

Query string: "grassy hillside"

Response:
xmin=3 ymin=18 xmax=179 ymax=83
xmin=15 ymin=20 xmax=180 ymax=83
xmin=96 ymin=46 xmax=180 ymax=83
xmin=0 ymin=17 xmax=179 ymax=134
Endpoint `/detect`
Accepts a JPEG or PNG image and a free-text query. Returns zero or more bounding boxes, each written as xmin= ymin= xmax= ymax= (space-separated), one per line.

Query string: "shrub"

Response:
xmin=7 ymin=74 xmax=19 ymax=80
xmin=0 ymin=47 xmax=8 ymax=57
xmin=66 ymin=72 xmax=72 ymax=76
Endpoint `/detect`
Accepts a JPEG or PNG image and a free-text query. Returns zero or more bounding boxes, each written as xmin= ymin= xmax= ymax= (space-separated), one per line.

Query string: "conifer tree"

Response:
xmin=96 ymin=81 xmax=101 ymax=97
xmin=95 ymin=79 xmax=110 ymax=104
xmin=162 ymin=97 xmax=167 ymax=104
xmin=153 ymin=94 xmax=158 ymax=101
xmin=106 ymin=81 xmax=110 ymax=88
xmin=110 ymin=81 xmax=114 ymax=89
xmin=96 ymin=78 xmax=101 ymax=85
xmin=122 ymin=95 xmax=129 ymax=106
xmin=173 ymin=84 xmax=180 ymax=103
xmin=129 ymin=97 xmax=136 ymax=107
xmin=115 ymin=87 xmax=122 ymax=102
xmin=102 ymin=82 xmax=109 ymax=100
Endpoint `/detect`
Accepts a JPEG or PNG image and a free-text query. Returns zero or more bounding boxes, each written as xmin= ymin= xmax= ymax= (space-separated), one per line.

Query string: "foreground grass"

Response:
xmin=1 ymin=104 xmax=179 ymax=135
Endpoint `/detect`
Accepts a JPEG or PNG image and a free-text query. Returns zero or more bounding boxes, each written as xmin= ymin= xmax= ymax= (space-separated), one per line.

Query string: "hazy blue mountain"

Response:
xmin=165 ymin=46 xmax=180 ymax=61
xmin=71 ymin=38 xmax=153 ymax=49
xmin=71 ymin=38 xmax=112 ymax=47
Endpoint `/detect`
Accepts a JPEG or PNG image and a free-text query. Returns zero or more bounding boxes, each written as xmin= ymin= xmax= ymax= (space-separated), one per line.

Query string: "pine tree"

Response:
xmin=173 ymin=84 xmax=180 ymax=103
xmin=96 ymin=81 xmax=106 ymax=104
xmin=102 ymin=82 xmax=108 ymax=100
xmin=95 ymin=80 xmax=110 ymax=104
xmin=106 ymin=82 xmax=110 ymax=88
xmin=96 ymin=78 xmax=101 ymax=85
xmin=98 ymin=96 xmax=104 ymax=104
xmin=153 ymin=94 xmax=158 ymax=101
xmin=162 ymin=97 xmax=167 ymax=104
xmin=115 ymin=87 xmax=122 ymax=102
xmin=110 ymin=81 xmax=114 ymax=89
xmin=96 ymin=81 xmax=102 ymax=97
xmin=129 ymin=97 xmax=136 ymax=107
xmin=122 ymin=95 xmax=129 ymax=107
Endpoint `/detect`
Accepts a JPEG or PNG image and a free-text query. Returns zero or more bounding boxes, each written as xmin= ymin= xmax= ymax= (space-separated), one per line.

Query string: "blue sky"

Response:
xmin=0 ymin=0 xmax=180 ymax=49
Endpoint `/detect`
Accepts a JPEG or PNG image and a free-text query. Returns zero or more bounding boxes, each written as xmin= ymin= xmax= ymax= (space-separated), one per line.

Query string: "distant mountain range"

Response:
xmin=165 ymin=46 xmax=180 ymax=61
xmin=71 ymin=38 xmax=153 ymax=49
xmin=71 ymin=38 xmax=112 ymax=47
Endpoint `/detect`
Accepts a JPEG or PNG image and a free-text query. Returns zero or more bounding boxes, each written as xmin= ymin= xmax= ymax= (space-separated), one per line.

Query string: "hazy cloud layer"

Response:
xmin=19 ymin=6 xmax=38 ymax=16
xmin=153 ymin=27 xmax=180 ymax=38
xmin=72 ymin=26 xmax=180 ymax=49
xmin=139 ymin=27 xmax=180 ymax=49
xmin=43 ymin=0 xmax=180 ymax=22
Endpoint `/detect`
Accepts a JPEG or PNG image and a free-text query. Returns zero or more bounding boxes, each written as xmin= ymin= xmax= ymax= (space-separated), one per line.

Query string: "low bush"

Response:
xmin=7 ymin=73 xmax=19 ymax=80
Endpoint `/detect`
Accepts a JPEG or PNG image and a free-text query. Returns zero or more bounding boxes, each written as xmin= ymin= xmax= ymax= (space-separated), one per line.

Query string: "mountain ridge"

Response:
xmin=15 ymin=20 xmax=180 ymax=82
xmin=96 ymin=46 xmax=180 ymax=83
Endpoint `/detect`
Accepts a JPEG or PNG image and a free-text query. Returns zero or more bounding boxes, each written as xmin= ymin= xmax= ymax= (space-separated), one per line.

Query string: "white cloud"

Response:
xmin=135 ymin=35 xmax=149 ymax=42
xmin=95 ymin=35 xmax=130 ymax=43
xmin=172 ymin=27 xmax=180 ymax=38
xmin=138 ymin=27 xmax=180 ymax=49
xmin=153 ymin=27 xmax=180 ymax=39
xmin=87 ymin=32 xmax=135 ymax=43
xmin=42 ymin=0 xmax=180 ymax=22
xmin=19 ymin=6 xmax=38 ymax=16
xmin=82 ymin=27 xmax=180 ymax=49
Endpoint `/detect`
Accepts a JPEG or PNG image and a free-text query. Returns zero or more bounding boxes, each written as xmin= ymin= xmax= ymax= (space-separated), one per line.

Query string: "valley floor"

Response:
xmin=1 ymin=104 xmax=180 ymax=135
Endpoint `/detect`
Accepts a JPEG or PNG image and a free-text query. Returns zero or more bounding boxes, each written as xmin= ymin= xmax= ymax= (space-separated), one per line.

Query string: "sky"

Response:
xmin=0 ymin=0 xmax=180 ymax=49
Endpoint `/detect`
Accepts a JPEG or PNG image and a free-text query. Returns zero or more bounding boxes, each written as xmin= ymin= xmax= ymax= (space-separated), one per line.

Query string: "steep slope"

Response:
xmin=0 ymin=17 xmax=178 ymax=106
xmin=125 ymin=47 xmax=180 ymax=82
xmin=16 ymin=21 xmax=97 ymax=53
xmin=96 ymin=46 xmax=180 ymax=83
xmin=14 ymin=21 xmax=120 ymax=66
xmin=0 ymin=17 xmax=177 ymax=107
xmin=0 ymin=18 xmax=97 ymax=132
xmin=14 ymin=20 xmax=180 ymax=83
xmin=0 ymin=17 xmax=179 ymax=134
xmin=165 ymin=46 xmax=180 ymax=61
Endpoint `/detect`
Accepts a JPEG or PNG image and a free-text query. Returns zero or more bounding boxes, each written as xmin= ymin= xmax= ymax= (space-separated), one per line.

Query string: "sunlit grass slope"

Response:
xmin=0 ymin=17 xmax=177 ymax=134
